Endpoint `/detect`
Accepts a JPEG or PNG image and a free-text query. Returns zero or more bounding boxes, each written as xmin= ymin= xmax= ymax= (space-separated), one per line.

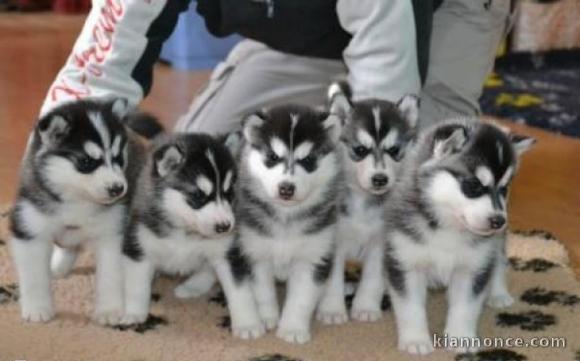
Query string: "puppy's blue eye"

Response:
xmin=299 ymin=155 xmax=317 ymax=172
xmin=385 ymin=145 xmax=401 ymax=160
xmin=187 ymin=190 xmax=207 ymax=209
xmin=224 ymin=188 xmax=235 ymax=202
xmin=113 ymin=155 xmax=124 ymax=167
xmin=462 ymin=178 xmax=486 ymax=198
xmin=353 ymin=146 xmax=368 ymax=158
xmin=77 ymin=156 xmax=100 ymax=173
xmin=191 ymin=190 xmax=205 ymax=202
xmin=267 ymin=151 xmax=279 ymax=162
xmin=264 ymin=150 xmax=281 ymax=167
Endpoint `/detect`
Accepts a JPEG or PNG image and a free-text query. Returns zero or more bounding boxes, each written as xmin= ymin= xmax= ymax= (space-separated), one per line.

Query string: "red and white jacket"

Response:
xmin=41 ymin=0 xmax=419 ymax=115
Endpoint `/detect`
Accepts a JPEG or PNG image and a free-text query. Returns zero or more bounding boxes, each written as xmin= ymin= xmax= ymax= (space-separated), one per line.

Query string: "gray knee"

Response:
xmin=418 ymin=83 xmax=481 ymax=128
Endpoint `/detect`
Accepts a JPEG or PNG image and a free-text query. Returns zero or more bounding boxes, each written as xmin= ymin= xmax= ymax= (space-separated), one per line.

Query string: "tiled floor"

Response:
xmin=0 ymin=14 xmax=579 ymax=277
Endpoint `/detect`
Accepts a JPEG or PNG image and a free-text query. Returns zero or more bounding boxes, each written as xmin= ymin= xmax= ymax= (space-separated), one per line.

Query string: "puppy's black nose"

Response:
xmin=107 ymin=184 xmax=125 ymax=198
xmin=489 ymin=215 xmax=506 ymax=230
xmin=278 ymin=182 xmax=296 ymax=199
xmin=215 ymin=222 xmax=231 ymax=234
xmin=372 ymin=174 xmax=389 ymax=188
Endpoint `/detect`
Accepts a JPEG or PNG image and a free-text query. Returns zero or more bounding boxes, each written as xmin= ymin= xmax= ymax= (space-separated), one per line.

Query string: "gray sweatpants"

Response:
xmin=174 ymin=0 xmax=514 ymax=134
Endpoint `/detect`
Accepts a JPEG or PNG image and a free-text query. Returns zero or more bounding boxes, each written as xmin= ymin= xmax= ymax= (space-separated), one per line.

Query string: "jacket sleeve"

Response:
xmin=40 ymin=0 xmax=191 ymax=115
xmin=336 ymin=0 xmax=421 ymax=102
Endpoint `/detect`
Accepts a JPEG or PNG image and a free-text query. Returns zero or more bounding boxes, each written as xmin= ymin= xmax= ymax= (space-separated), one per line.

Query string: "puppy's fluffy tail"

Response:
xmin=124 ymin=112 xmax=164 ymax=139
xmin=327 ymin=80 xmax=352 ymax=103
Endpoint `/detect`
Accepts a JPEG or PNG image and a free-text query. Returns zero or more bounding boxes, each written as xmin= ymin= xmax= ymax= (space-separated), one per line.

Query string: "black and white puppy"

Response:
xmin=383 ymin=119 xmax=534 ymax=354
xmin=317 ymin=82 xmax=419 ymax=324
xmin=10 ymin=98 xmax=144 ymax=325
xmin=235 ymin=105 xmax=342 ymax=343
xmin=121 ymin=133 xmax=265 ymax=340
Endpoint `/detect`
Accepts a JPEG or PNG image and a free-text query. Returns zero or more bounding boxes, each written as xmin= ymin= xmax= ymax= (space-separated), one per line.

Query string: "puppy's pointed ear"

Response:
xmin=37 ymin=114 xmax=70 ymax=146
xmin=223 ymin=130 xmax=242 ymax=156
xmin=154 ymin=144 xmax=183 ymax=177
xmin=322 ymin=113 xmax=342 ymax=143
xmin=397 ymin=94 xmax=420 ymax=129
xmin=432 ymin=125 xmax=468 ymax=160
xmin=510 ymin=133 xmax=536 ymax=156
xmin=111 ymin=98 xmax=130 ymax=119
xmin=242 ymin=112 xmax=265 ymax=144
xmin=328 ymin=82 xmax=352 ymax=122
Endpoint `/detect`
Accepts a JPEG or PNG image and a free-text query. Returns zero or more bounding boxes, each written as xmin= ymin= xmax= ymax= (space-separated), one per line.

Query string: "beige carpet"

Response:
xmin=0 ymin=206 xmax=578 ymax=361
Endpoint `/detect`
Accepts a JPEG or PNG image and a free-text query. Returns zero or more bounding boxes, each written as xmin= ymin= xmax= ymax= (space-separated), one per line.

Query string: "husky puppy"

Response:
xmin=384 ymin=119 xmax=535 ymax=354
xmin=10 ymin=98 xmax=144 ymax=325
xmin=317 ymin=82 xmax=419 ymax=324
xmin=121 ymin=133 xmax=265 ymax=339
xmin=235 ymin=105 xmax=342 ymax=344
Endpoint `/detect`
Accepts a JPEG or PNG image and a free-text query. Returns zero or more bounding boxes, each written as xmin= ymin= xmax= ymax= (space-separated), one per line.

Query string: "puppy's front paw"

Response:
xmin=93 ymin=309 xmax=123 ymax=326
xmin=120 ymin=313 xmax=148 ymax=325
xmin=351 ymin=308 xmax=382 ymax=322
xmin=21 ymin=306 xmax=55 ymax=323
xmin=317 ymin=298 xmax=348 ymax=325
xmin=232 ymin=323 xmax=266 ymax=340
xmin=487 ymin=293 xmax=514 ymax=309
xmin=261 ymin=314 xmax=279 ymax=330
xmin=276 ymin=327 xmax=311 ymax=344
xmin=398 ymin=336 xmax=434 ymax=355
xmin=317 ymin=309 xmax=348 ymax=325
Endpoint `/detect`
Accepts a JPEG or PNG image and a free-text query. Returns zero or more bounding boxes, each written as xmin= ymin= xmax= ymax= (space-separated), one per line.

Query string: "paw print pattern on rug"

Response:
xmin=455 ymin=349 xmax=527 ymax=361
xmin=113 ymin=314 xmax=167 ymax=333
xmin=496 ymin=310 xmax=556 ymax=331
xmin=247 ymin=354 xmax=302 ymax=361
xmin=512 ymin=229 xmax=557 ymax=241
xmin=575 ymin=350 xmax=580 ymax=361
xmin=0 ymin=283 xmax=18 ymax=304
xmin=521 ymin=287 xmax=579 ymax=307
xmin=509 ymin=257 xmax=559 ymax=273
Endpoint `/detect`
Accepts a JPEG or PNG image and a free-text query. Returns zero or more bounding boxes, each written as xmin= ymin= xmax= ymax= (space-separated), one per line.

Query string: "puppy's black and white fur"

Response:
xmin=383 ymin=119 xmax=534 ymax=354
xmin=318 ymin=82 xmax=419 ymax=324
xmin=10 ymin=98 xmax=144 ymax=325
xmin=235 ymin=105 xmax=342 ymax=343
xmin=121 ymin=133 xmax=265 ymax=339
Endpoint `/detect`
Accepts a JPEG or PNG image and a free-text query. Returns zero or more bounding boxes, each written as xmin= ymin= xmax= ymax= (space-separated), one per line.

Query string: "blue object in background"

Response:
xmin=160 ymin=3 xmax=241 ymax=70
xmin=480 ymin=50 xmax=580 ymax=138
